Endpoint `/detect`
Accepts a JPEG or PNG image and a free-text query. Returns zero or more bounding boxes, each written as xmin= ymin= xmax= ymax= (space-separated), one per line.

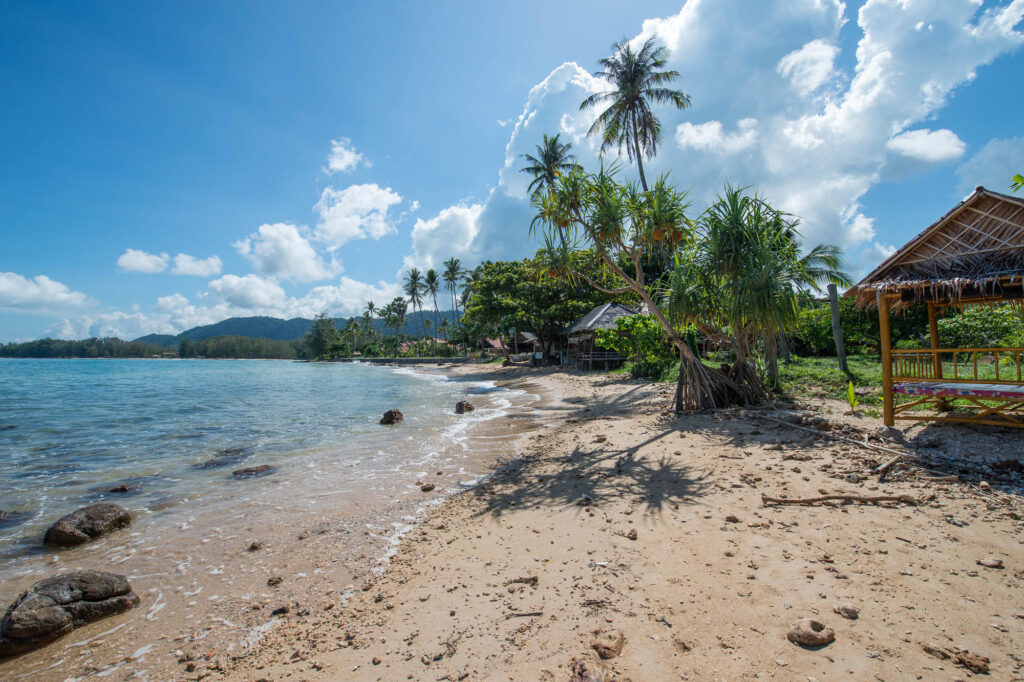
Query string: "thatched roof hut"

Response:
xmin=847 ymin=186 xmax=1024 ymax=310
xmin=845 ymin=186 xmax=1024 ymax=429
xmin=563 ymin=303 xmax=638 ymax=337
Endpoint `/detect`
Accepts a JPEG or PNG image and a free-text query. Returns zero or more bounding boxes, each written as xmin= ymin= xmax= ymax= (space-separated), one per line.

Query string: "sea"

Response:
xmin=0 ymin=358 xmax=539 ymax=679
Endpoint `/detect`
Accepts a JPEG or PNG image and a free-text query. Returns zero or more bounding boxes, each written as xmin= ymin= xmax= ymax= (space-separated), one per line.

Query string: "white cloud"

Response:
xmin=956 ymin=136 xmax=1024 ymax=193
xmin=313 ymin=183 xmax=403 ymax=250
xmin=405 ymin=203 xmax=484 ymax=271
xmin=234 ymin=222 xmax=336 ymax=282
xmin=156 ymin=293 xmax=190 ymax=311
xmin=207 ymin=274 xmax=288 ymax=309
xmin=117 ymin=249 xmax=168 ymax=273
xmin=171 ymin=253 xmax=222 ymax=277
xmin=675 ymin=118 xmax=759 ymax=154
xmin=777 ymin=39 xmax=839 ymax=94
xmin=0 ymin=273 xmax=90 ymax=309
xmin=886 ymin=128 xmax=966 ymax=163
xmin=325 ymin=138 xmax=368 ymax=174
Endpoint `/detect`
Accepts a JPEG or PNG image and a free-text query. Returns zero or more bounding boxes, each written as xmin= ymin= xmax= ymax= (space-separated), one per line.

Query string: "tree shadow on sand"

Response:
xmin=469 ymin=421 xmax=712 ymax=519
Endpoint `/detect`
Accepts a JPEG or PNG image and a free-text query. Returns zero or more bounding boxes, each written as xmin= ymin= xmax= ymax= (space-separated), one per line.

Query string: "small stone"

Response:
xmin=267 ymin=576 xmax=283 ymax=587
xmin=977 ymin=556 xmax=1004 ymax=569
xmin=270 ymin=605 xmax=289 ymax=616
xmin=922 ymin=642 xmax=950 ymax=660
xmin=626 ymin=529 xmax=638 ymax=541
xmin=787 ymin=618 xmax=835 ymax=647
xmin=979 ymin=481 xmax=991 ymax=490
xmin=372 ymin=656 xmax=381 ymax=665
xmin=570 ymin=656 xmax=614 ymax=682
xmin=833 ymin=603 xmax=859 ymax=620
xmin=420 ymin=484 xmax=436 ymax=493
xmin=247 ymin=541 xmax=264 ymax=552
xmin=454 ymin=401 xmax=474 ymax=415
xmin=231 ymin=464 xmax=275 ymax=478
xmin=952 ymin=650 xmax=990 ymax=674
xmin=725 ymin=515 xmax=740 ymax=523
xmin=590 ymin=628 xmax=625 ymax=659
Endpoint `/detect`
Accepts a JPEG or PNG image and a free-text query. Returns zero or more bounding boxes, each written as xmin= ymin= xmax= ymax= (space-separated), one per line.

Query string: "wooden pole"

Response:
xmin=879 ymin=291 xmax=894 ymax=426
xmin=927 ymin=301 xmax=942 ymax=379
xmin=828 ymin=284 xmax=848 ymax=372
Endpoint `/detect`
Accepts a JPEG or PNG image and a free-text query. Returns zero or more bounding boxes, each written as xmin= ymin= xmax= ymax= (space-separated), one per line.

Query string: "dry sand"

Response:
xmin=202 ymin=364 xmax=1024 ymax=682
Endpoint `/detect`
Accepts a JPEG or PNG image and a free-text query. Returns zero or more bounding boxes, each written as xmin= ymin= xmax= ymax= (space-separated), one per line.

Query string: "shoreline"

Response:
xmin=0 ymin=362 xmax=543 ymax=681
xmin=221 ymin=365 xmax=1024 ymax=681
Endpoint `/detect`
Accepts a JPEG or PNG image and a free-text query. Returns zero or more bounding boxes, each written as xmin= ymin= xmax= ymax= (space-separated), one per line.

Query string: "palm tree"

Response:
xmin=580 ymin=37 xmax=690 ymax=191
xmin=442 ymin=257 xmax=464 ymax=321
xmin=520 ymin=133 xmax=576 ymax=196
xmin=424 ymin=268 xmax=441 ymax=341
xmin=363 ymin=301 xmax=377 ymax=338
xmin=403 ymin=269 xmax=425 ymax=338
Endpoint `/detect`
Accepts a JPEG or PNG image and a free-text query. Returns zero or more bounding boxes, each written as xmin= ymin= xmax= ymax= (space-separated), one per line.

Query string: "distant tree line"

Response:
xmin=178 ymin=335 xmax=301 ymax=359
xmin=0 ymin=337 xmax=167 ymax=358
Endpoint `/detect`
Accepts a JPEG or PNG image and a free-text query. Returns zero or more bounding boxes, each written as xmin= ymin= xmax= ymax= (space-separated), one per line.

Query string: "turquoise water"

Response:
xmin=0 ymin=359 xmax=523 ymax=563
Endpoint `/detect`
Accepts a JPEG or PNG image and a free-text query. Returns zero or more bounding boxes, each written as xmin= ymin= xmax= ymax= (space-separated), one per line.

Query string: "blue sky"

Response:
xmin=1 ymin=0 xmax=1022 ymax=342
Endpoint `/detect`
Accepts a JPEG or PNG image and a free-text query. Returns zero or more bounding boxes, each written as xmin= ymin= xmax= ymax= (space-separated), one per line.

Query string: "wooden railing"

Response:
xmin=891 ymin=347 xmax=1024 ymax=385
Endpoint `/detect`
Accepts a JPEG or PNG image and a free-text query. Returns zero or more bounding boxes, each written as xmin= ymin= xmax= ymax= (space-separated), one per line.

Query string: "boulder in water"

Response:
xmin=0 ymin=570 xmax=140 ymax=658
xmin=380 ymin=409 xmax=403 ymax=425
xmin=455 ymin=401 xmax=474 ymax=414
xmin=44 ymin=504 xmax=131 ymax=547
xmin=231 ymin=464 xmax=276 ymax=478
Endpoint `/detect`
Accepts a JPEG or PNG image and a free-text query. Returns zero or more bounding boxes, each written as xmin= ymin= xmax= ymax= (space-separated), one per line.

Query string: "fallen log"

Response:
xmin=761 ymin=493 xmax=917 ymax=507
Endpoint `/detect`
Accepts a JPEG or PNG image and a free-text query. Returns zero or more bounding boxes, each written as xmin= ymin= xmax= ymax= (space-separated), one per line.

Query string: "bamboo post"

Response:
xmin=927 ymin=301 xmax=942 ymax=379
xmin=879 ymin=291 xmax=894 ymax=426
xmin=828 ymin=284 xmax=848 ymax=372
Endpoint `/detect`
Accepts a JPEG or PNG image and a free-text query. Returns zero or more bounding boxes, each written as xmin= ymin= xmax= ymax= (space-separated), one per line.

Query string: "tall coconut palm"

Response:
xmin=403 ymin=269 xmax=425 ymax=338
xmin=580 ymin=37 xmax=690 ymax=191
xmin=424 ymin=269 xmax=441 ymax=341
xmin=520 ymin=133 xmax=576 ymax=196
xmin=442 ymin=257 xmax=464 ymax=321
xmin=363 ymin=301 xmax=377 ymax=338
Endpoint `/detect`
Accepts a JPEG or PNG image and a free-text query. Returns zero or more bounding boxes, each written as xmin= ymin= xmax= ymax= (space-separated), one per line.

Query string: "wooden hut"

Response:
xmin=846 ymin=186 xmax=1024 ymax=428
xmin=563 ymin=303 xmax=637 ymax=370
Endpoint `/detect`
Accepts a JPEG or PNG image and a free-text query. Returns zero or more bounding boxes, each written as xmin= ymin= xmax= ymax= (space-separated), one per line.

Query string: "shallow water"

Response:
xmin=0 ymin=359 xmax=539 ymax=679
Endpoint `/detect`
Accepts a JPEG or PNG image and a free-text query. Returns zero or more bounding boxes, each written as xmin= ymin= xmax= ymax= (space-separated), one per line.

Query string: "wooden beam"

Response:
xmin=927 ymin=301 xmax=942 ymax=380
xmin=963 ymin=204 xmax=1024 ymax=231
xmin=879 ymin=291 xmax=894 ymax=427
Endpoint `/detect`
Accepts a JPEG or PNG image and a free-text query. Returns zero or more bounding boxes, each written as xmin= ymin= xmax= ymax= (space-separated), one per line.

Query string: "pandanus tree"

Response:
xmin=580 ymin=38 xmax=690 ymax=192
xmin=520 ymin=133 xmax=576 ymax=196
xmin=533 ymin=163 xmax=738 ymax=411
xmin=664 ymin=186 xmax=849 ymax=397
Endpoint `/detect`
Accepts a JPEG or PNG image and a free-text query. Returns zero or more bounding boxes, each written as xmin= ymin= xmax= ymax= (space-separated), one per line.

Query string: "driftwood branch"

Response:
xmin=761 ymin=493 xmax=917 ymax=507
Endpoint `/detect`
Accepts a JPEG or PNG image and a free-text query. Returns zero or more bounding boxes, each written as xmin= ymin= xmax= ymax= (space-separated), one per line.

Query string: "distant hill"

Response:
xmin=133 ymin=311 xmax=458 ymax=348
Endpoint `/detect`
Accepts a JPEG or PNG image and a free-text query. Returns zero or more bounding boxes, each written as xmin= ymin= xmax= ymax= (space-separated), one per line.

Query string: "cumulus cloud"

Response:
xmin=234 ymin=223 xmax=337 ymax=282
xmin=171 ymin=253 xmax=222 ymax=277
xmin=207 ymin=274 xmax=288 ymax=309
xmin=313 ymin=183 xmax=403 ymax=250
xmin=675 ymin=118 xmax=759 ymax=154
xmin=956 ymin=136 xmax=1024 ymax=194
xmin=777 ymin=39 xmax=839 ymax=94
xmin=0 ymin=272 xmax=90 ymax=309
xmin=117 ymin=249 xmax=168 ymax=273
xmin=325 ymin=137 xmax=368 ymax=174
xmin=405 ymin=203 xmax=484 ymax=271
xmin=886 ymin=128 xmax=966 ymax=163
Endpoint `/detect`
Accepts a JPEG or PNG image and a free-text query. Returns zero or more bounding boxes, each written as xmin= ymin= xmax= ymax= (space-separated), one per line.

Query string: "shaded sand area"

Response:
xmin=218 ymin=365 xmax=1024 ymax=681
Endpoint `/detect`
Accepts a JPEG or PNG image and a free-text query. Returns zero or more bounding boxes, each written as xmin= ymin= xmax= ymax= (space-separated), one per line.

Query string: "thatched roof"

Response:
xmin=848 ymin=186 xmax=1024 ymax=309
xmin=563 ymin=303 xmax=637 ymax=336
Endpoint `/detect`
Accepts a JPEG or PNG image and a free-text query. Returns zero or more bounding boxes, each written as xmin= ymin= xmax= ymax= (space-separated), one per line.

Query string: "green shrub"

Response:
xmin=937 ymin=304 xmax=1024 ymax=348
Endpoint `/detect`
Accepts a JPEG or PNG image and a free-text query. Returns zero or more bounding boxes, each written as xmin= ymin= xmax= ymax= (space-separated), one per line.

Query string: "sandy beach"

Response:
xmin=191 ymin=363 xmax=1023 ymax=682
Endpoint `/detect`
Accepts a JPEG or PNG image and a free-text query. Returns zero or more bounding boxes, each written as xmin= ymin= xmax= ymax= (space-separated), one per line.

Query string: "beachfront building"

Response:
xmin=847 ymin=186 xmax=1024 ymax=428
xmin=563 ymin=302 xmax=637 ymax=370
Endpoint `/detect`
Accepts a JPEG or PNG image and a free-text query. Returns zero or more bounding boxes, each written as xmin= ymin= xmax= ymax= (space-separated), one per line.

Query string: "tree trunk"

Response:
xmin=630 ymin=110 xmax=649 ymax=192
xmin=765 ymin=334 xmax=778 ymax=389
